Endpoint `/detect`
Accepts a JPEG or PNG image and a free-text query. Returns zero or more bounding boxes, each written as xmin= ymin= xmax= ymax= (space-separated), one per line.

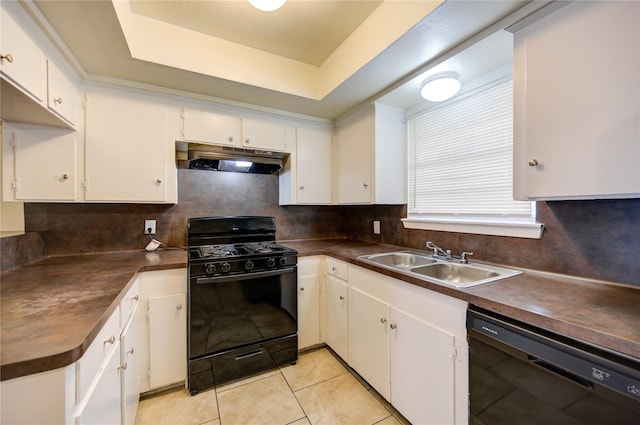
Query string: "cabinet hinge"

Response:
xmin=82 ymin=178 xmax=89 ymax=191
xmin=451 ymin=343 xmax=459 ymax=361
xmin=9 ymin=131 xmax=17 ymax=150
xmin=179 ymin=108 xmax=185 ymax=139
xmin=11 ymin=179 xmax=20 ymax=193
xmin=82 ymin=94 xmax=88 ymax=110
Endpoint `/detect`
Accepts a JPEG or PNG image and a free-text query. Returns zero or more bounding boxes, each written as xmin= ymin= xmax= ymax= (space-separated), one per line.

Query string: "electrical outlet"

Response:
xmin=145 ymin=219 xmax=156 ymax=235
xmin=373 ymin=220 xmax=381 ymax=235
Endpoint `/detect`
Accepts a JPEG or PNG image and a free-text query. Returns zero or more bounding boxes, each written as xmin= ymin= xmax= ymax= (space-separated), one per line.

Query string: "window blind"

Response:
xmin=407 ymin=79 xmax=533 ymax=219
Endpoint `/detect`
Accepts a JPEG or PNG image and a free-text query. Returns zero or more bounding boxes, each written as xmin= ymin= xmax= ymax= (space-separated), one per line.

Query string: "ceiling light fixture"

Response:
xmin=248 ymin=0 xmax=286 ymax=12
xmin=420 ymin=72 xmax=461 ymax=102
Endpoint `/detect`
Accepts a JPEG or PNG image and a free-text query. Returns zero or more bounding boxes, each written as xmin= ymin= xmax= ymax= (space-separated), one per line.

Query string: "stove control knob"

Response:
xmin=205 ymin=263 xmax=217 ymax=274
xmin=267 ymin=258 xmax=276 ymax=267
xmin=245 ymin=260 xmax=254 ymax=271
xmin=221 ymin=262 xmax=231 ymax=273
xmin=279 ymin=256 xmax=288 ymax=266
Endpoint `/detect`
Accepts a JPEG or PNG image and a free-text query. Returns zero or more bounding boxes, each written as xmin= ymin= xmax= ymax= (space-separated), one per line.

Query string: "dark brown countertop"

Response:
xmin=2 ymin=239 xmax=638 ymax=381
xmin=281 ymin=239 xmax=640 ymax=360
xmin=0 ymin=249 xmax=187 ymax=381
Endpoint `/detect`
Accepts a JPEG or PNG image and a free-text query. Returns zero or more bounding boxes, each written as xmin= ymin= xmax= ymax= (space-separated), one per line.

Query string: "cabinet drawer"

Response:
xmin=77 ymin=307 xmax=120 ymax=401
xmin=119 ymin=280 xmax=140 ymax=328
xmin=326 ymin=258 xmax=348 ymax=281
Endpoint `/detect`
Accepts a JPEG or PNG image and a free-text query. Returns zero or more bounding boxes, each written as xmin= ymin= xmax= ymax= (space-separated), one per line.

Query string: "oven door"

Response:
xmin=188 ymin=266 xmax=297 ymax=392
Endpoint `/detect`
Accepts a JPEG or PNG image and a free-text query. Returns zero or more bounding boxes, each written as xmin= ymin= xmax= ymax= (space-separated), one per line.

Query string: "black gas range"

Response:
xmin=187 ymin=216 xmax=298 ymax=394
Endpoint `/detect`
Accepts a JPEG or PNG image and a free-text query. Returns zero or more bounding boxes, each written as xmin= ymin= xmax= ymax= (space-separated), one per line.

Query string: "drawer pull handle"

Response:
xmin=235 ymin=348 xmax=264 ymax=360
xmin=104 ymin=335 xmax=115 ymax=345
xmin=1 ymin=53 xmax=14 ymax=63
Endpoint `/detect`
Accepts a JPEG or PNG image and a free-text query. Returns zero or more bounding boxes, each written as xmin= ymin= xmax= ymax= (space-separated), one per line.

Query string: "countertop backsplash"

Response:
xmin=7 ymin=169 xmax=640 ymax=287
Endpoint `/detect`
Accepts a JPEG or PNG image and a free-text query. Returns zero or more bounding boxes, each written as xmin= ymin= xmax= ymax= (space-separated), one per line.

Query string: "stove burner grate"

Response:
xmin=198 ymin=245 xmax=239 ymax=258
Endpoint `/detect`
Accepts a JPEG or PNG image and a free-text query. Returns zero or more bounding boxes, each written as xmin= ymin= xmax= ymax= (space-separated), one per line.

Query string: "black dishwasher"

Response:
xmin=468 ymin=307 xmax=640 ymax=424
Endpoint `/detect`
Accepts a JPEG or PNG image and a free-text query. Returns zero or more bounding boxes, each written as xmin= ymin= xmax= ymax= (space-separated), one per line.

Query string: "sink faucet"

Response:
xmin=426 ymin=241 xmax=473 ymax=264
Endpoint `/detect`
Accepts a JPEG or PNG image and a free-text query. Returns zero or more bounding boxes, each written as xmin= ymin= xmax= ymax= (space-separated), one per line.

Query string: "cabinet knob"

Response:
xmin=156 ymin=178 xmax=163 ymax=184
xmin=245 ymin=138 xmax=251 ymax=144
xmin=380 ymin=317 xmax=387 ymax=324
xmin=0 ymin=53 xmax=13 ymax=63
xmin=339 ymin=296 xmax=345 ymax=301
xmin=363 ymin=183 xmax=369 ymax=189
xmin=299 ymin=186 xmax=304 ymax=190
xmin=54 ymin=97 xmax=63 ymax=105
xmin=390 ymin=323 xmax=397 ymax=330
xmin=62 ymin=174 xmax=69 ymax=180
xmin=127 ymin=347 xmax=134 ymax=355
xmin=118 ymin=362 xmax=128 ymax=371
xmin=528 ymin=159 xmax=539 ymax=167
xmin=131 ymin=295 xmax=139 ymax=301
xmin=228 ymin=136 xmax=234 ymax=142
xmin=299 ymin=287 xmax=305 ymax=292
xmin=176 ymin=304 xmax=183 ymax=311
xmin=104 ymin=335 xmax=116 ymax=345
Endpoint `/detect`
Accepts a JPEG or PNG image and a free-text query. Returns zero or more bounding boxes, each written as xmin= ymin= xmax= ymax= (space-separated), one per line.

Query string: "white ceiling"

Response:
xmin=30 ymin=0 xmax=536 ymax=120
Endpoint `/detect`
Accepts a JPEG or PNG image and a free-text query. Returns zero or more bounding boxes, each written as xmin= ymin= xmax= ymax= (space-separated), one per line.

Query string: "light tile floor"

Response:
xmin=136 ymin=347 xmax=409 ymax=425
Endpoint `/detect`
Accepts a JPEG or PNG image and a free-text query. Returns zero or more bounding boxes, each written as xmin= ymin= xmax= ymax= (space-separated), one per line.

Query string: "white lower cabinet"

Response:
xmin=325 ymin=274 xmax=349 ymax=361
xmin=76 ymin=339 xmax=122 ymax=425
xmin=348 ymin=288 xmax=390 ymax=401
xmin=120 ymin=304 xmax=140 ymax=425
xmin=341 ymin=262 xmax=468 ymax=425
xmin=390 ymin=307 xmax=455 ymax=425
xmin=138 ymin=268 xmax=187 ymax=392
xmin=297 ymin=257 xmax=322 ymax=349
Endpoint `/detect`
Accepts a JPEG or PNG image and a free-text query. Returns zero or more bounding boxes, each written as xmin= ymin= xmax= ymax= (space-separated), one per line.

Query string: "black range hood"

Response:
xmin=177 ymin=142 xmax=283 ymax=175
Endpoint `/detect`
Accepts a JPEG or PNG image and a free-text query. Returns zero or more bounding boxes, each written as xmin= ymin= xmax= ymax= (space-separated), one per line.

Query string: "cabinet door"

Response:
xmin=182 ymin=107 xmax=241 ymax=146
xmin=148 ymin=293 xmax=187 ymax=389
xmin=0 ymin=2 xmax=46 ymax=103
xmin=335 ymin=112 xmax=371 ymax=204
xmin=513 ymin=1 xmax=640 ymax=200
xmin=298 ymin=274 xmax=320 ymax=349
xmin=120 ymin=305 xmax=139 ymax=425
xmin=4 ymin=123 xmax=77 ymax=201
xmin=348 ymin=288 xmax=390 ymax=401
xmin=242 ymin=117 xmax=293 ymax=152
xmin=85 ymin=89 xmax=169 ymax=202
xmin=296 ymin=126 xmax=332 ymax=204
xmin=76 ymin=341 xmax=122 ymax=425
xmin=325 ymin=275 xmax=348 ymax=361
xmin=390 ymin=307 xmax=455 ymax=425
xmin=46 ymin=60 xmax=77 ymax=126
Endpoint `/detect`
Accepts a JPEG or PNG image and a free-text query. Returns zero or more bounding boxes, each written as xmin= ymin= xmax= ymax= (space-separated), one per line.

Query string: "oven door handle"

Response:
xmin=194 ymin=267 xmax=295 ymax=284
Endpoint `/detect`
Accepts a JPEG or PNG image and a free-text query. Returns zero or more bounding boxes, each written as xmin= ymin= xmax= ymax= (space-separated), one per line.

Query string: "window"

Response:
xmin=403 ymin=77 xmax=543 ymax=238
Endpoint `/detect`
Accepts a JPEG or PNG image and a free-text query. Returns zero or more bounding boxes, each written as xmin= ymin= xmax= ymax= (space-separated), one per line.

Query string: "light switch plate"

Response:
xmin=373 ymin=220 xmax=381 ymax=234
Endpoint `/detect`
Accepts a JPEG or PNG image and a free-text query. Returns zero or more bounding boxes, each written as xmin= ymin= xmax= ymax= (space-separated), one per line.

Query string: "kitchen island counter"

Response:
xmin=2 ymin=239 xmax=638 ymax=381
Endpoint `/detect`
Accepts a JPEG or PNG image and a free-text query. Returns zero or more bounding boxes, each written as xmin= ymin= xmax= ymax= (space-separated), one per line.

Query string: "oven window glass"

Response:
xmin=189 ymin=268 xmax=297 ymax=359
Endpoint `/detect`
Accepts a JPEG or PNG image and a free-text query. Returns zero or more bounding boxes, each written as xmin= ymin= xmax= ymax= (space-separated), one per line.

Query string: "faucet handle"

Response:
xmin=460 ymin=251 xmax=474 ymax=263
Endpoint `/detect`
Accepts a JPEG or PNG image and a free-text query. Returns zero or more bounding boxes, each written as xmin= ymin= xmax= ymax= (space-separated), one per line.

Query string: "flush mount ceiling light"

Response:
xmin=248 ymin=0 xmax=287 ymax=12
xmin=420 ymin=72 xmax=461 ymax=102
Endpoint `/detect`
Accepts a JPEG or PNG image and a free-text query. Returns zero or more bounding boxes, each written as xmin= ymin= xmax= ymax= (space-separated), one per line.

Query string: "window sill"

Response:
xmin=401 ymin=217 xmax=544 ymax=239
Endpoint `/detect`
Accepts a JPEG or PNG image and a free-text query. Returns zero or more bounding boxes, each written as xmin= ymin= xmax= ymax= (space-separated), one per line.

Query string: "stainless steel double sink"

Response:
xmin=356 ymin=251 xmax=522 ymax=288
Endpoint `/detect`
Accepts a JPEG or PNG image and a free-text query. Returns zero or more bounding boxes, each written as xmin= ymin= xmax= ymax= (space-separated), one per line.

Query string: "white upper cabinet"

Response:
xmin=84 ymin=86 xmax=175 ymax=203
xmin=511 ymin=1 xmax=640 ymax=200
xmin=181 ymin=106 xmax=241 ymax=146
xmin=0 ymin=2 xmax=46 ymax=103
xmin=279 ymin=125 xmax=332 ymax=205
xmin=335 ymin=103 xmax=406 ymax=204
xmin=241 ymin=116 xmax=294 ymax=152
xmin=0 ymin=1 xmax=78 ymax=129
xmin=2 ymin=123 xmax=78 ymax=202
xmin=46 ymin=60 xmax=78 ymax=127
